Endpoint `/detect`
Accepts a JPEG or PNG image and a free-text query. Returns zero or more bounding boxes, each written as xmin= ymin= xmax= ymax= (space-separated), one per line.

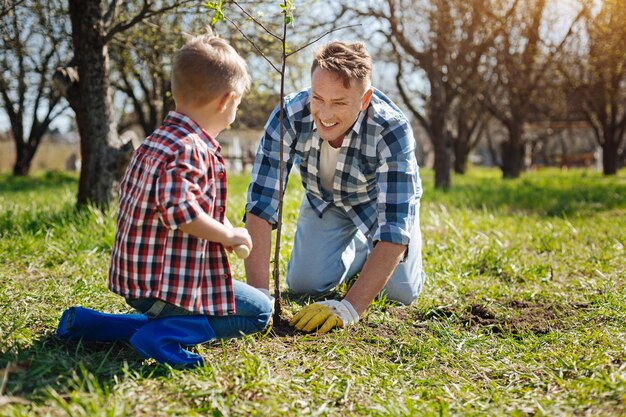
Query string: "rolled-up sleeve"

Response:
xmin=246 ymin=104 xmax=295 ymax=225
xmin=374 ymin=120 xmax=421 ymax=245
xmin=156 ymin=142 xmax=207 ymax=229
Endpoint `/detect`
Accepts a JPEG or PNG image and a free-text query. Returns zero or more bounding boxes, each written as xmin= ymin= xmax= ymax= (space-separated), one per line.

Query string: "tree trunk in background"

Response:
xmin=433 ymin=130 xmax=451 ymax=188
xmin=68 ymin=0 xmax=130 ymax=208
xmin=500 ymin=125 xmax=525 ymax=178
xmin=13 ymin=140 xmax=35 ymax=176
xmin=8 ymin=121 xmax=27 ymax=176
xmin=2 ymin=0 xmax=68 ymax=177
xmin=12 ymin=118 xmax=51 ymax=175
xmin=453 ymin=136 xmax=468 ymax=174
xmin=600 ymin=129 xmax=620 ymax=175
xmin=427 ymin=79 xmax=452 ymax=189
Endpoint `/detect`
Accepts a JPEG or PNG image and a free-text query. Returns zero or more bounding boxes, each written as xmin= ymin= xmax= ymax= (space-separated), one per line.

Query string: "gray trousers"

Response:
xmin=286 ymin=197 xmax=426 ymax=305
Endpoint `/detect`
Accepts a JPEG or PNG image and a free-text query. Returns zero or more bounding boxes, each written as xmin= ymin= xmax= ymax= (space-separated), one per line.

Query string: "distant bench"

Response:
xmin=559 ymin=152 xmax=596 ymax=169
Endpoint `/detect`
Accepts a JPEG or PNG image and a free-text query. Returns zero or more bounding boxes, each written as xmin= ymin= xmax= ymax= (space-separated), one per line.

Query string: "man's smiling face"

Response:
xmin=310 ymin=68 xmax=372 ymax=146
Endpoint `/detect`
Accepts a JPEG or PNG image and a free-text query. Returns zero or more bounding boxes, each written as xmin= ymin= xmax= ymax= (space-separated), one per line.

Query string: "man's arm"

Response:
xmin=290 ymin=241 xmax=406 ymax=333
xmin=244 ymin=213 xmax=273 ymax=291
xmin=345 ymin=108 xmax=419 ymax=314
xmin=244 ymin=95 xmax=303 ymax=291
xmin=344 ymin=241 xmax=406 ymax=315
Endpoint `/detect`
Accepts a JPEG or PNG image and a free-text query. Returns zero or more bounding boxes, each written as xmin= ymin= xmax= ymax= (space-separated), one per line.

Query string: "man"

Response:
xmin=244 ymin=41 xmax=426 ymax=334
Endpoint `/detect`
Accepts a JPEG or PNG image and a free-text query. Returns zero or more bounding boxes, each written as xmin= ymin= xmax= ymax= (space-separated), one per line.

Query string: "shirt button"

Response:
xmin=223 ymin=274 xmax=228 ymax=278
xmin=218 ymin=172 xmax=225 ymax=179
xmin=218 ymin=206 xmax=225 ymax=213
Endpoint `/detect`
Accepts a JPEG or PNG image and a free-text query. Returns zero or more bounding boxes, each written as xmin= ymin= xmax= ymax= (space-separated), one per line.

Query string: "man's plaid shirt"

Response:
xmin=109 ymin=111 xmax=235 ymax=316
xmin=246 ymin=88 xmax=422 ymax=245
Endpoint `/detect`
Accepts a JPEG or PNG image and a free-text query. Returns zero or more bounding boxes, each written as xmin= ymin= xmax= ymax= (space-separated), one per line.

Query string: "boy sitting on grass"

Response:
xmin=57 ymin=30 xmax=272 ymax=368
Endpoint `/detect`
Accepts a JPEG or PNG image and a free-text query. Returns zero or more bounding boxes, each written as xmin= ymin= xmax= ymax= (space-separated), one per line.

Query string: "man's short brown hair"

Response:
xmin=172 ymin=31 xmax=250 ymax=107
xmin=311 ymin=41 xmax=372 ymax=90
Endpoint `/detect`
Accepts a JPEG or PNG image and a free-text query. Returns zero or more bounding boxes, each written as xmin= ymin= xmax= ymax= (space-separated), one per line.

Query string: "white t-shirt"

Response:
xmin=319 ymin=139 xmax=340 ymax=195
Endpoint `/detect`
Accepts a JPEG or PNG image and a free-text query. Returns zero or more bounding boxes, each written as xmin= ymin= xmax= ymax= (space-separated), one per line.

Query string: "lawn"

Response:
xmin=0 ymin=167 xmax=625 ymax=416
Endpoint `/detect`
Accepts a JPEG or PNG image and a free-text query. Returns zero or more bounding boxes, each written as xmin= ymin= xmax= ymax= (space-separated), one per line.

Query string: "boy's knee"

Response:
xmin=254 ymin=299 xmax=274 ymax=332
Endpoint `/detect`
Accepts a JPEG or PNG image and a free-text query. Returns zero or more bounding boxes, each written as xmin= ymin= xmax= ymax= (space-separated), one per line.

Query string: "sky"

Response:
xmin=0 ymin=0 xmax=590 ymax=136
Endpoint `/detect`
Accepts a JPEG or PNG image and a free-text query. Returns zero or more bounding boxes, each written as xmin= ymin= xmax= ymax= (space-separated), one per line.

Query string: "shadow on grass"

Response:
xmin=0 ymin=334 xmax=155 ymax=401
xmin=427 ymin=171 xmax=626 ymax=216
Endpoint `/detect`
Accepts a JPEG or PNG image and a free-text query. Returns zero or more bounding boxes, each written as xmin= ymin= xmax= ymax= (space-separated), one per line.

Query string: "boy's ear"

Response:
xmin=218 ymin=91 xmax=237 ymax=112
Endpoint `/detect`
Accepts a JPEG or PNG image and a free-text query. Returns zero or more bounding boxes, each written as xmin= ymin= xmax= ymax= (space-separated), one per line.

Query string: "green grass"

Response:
xmin=1 ymin=167 xmax=625 ymax=416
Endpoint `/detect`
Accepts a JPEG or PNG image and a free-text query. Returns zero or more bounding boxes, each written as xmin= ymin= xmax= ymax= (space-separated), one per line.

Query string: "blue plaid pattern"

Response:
xmin=246 ymin=88 xmax=422 ymax=245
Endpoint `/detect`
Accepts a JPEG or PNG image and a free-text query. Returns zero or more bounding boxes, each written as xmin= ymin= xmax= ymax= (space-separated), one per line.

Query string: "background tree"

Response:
xmin=109 ymin=3 xmax=287 ymax=136
xmin=108 ymin=4 xmax=217 ymax=137
xmin=0 ymin=0 xmax=70 ymax=175
xmin=109 ymin=19 xmax=179 ymax=137
xmin=561 ymin=0 xmax=626 ymax=175
xmin=450 ymin=93 xmax=489 ymax=174
xmin=0 ymin=0 xmax=24 ymax=18
xmin=56 ymin=0 xmax=193 ymax=208
xmin=477 ymin=0 xmax=585 ymax=178
xmin=346 ymin=0 xmax=500 ymax=189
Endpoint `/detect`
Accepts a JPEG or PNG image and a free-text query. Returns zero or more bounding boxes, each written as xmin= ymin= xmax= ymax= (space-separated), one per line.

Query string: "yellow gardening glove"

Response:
xmin=290 ymin=300 xmax=359 ymax=334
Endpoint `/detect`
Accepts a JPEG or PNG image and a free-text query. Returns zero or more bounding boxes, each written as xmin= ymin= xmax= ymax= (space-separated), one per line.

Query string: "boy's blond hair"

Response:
xmin=311 ymin=41 xmax=372 ymax=91
xmin=172 ymin=31 xmax=250 ymax=107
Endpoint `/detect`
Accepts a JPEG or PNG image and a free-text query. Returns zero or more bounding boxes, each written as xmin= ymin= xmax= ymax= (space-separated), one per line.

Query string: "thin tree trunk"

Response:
xmin=12 ymin=142 xmax=34 ymax=176
xmin=453 ymin=137 xmax=468 ymax=174
xmin=601 ymin=134 xmax=619 ymax=175
xmin=433 ymin=129 xmax=451 ymax=188
xmin=430 ymin=90 xmax=452 ymax=188
xmin=501 ymin=124 xmax=525 ymax=179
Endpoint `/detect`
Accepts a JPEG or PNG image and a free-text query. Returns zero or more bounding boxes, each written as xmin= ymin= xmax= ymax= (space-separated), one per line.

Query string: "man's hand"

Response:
xmin=289 ymin=300 xmax=359 ymax=334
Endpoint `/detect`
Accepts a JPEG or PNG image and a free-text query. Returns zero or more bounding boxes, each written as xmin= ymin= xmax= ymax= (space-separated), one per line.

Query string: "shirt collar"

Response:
xmin=163 ymin=111 xmax=220 ymax=152
xmin=350 ymin=107 xmax=367 ymax=137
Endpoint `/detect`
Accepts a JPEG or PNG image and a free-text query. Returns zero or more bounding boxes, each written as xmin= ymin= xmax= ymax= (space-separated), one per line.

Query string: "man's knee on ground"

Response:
xmin=286 ymin=274 xmax=336 ymax=297
xmin=285 ymin=263 xmax=338 ymax=296
xmin=381 ymin=288 xmax=419 ymax=306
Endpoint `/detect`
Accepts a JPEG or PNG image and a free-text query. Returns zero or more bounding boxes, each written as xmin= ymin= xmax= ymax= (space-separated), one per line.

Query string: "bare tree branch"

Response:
xmin=231 ymin=0 xmax=281 ymax=41
xmin=286 ymin=24 xmax=361 ymax=57
xmin=104 ymin=0 xmax=195 ymax=43
xmin=222 ymin=14 xmax=280 ymax=73
xmin=103 ymin=0 xmax=123 ymax=30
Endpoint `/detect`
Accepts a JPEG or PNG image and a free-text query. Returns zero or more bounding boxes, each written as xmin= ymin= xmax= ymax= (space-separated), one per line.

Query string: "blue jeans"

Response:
xmin=127 ymin=280 xmax=272 ymax=339
xmin=286 ymin=196 xmax=426 ymax=305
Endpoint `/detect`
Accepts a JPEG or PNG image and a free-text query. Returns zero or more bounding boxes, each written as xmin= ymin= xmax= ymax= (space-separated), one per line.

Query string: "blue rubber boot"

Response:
xmin=57 ymin=306 xmax=149 ymax=342
xmin=129 ymin=315 xmax=216 ymax=368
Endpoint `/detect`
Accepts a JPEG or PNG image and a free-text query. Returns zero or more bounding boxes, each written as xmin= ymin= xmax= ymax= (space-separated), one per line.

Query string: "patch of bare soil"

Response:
xmin=268 ymin=309 xmax=299 ymax=337
xmin=422 ymin=300 xmax=590 ymax=335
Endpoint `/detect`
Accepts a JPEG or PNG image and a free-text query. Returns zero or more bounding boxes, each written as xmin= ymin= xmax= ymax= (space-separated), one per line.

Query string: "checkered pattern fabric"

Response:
xmin=246 ymin=88 xmax=422 ymax=245
xmin=109 ymin=111 xmax=235 ymax=315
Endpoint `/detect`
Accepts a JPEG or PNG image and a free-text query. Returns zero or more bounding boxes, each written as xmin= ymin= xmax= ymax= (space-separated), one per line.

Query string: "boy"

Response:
xmin=57 ymin=31 xmax=272 ymax=368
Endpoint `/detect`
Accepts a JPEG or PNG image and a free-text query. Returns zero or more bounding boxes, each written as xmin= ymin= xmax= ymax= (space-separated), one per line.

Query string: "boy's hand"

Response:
xmin=233 ymin=244 xmax=250 ymax=259
xmin=224 ymin=227 xmax=252 ymax=255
